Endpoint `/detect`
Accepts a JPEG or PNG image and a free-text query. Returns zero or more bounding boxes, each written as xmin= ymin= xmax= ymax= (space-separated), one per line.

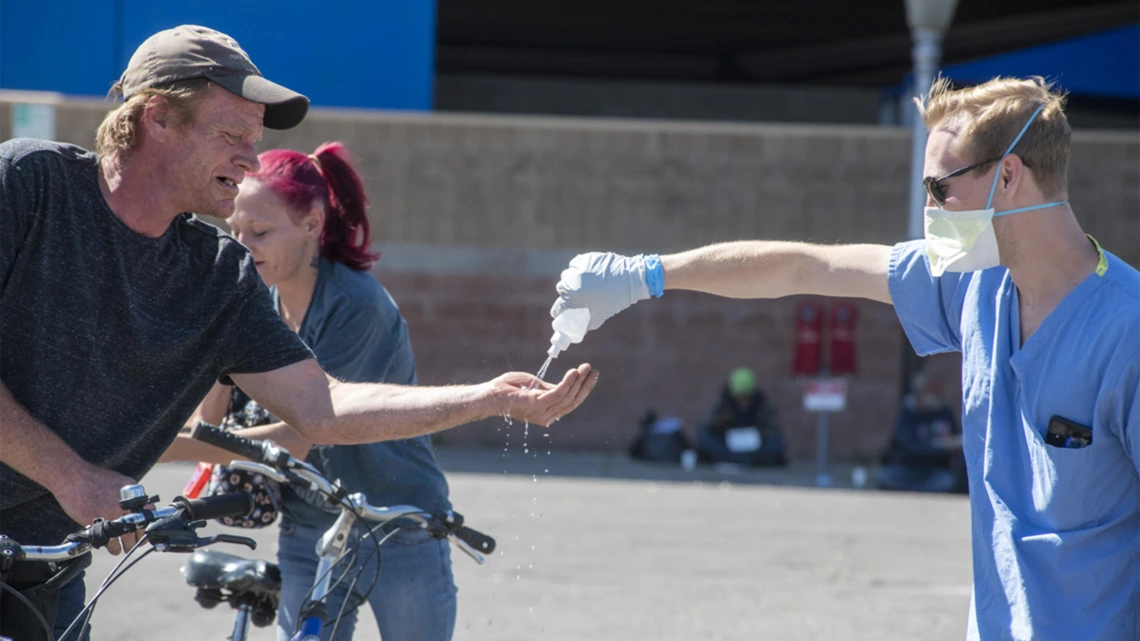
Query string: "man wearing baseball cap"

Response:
xmin=116 ymin=24 xmax=309 ymax=129
xmin=0 ymin=26 xmax=597 ymax=640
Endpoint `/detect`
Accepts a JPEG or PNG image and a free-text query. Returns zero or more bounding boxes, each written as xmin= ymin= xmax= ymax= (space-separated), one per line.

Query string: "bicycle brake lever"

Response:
xmin=450 ymin=537 xmax=486 ymax=565
xmin=145 ymin=516 xmax=254 ymax=553
xmin=424 ymin=522 xmax=450 ymax=540
xmin=200 ymin=534 xmax=258 ymax=550
xmin=146 ymin=520 xmax=206 ymax=553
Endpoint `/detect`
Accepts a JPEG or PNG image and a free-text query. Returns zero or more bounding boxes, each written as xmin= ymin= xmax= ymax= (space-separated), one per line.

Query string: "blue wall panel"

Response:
xmin=1 ymin=0 xmax=435 ymax=110
xmin=0 ymin=1 xmax=120 ymax=97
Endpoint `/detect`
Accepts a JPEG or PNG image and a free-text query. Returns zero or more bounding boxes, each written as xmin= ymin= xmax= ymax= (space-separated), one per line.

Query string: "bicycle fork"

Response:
xmin=291 ymin=511 xmax=356 ymax=641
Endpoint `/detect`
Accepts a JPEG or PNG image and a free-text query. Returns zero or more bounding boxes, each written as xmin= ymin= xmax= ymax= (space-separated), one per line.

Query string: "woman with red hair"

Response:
xmin=165 ymin=142 xmax=456 ymax=640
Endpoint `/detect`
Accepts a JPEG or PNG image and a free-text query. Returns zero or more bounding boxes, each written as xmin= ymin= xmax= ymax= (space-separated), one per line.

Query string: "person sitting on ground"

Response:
xmin=696 ymin=368 xmax=787 ymax=467
xmin=877 ymin=371 xmax=966 ymax=493
xmin=629 ymin=410 xmax=691 ymax=464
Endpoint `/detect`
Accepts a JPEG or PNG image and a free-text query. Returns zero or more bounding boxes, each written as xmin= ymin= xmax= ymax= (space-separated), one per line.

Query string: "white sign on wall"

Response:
xmin=803 ymin=378 xmax=848 ymax=413
xmin=12 ymin=103 xmax=56 ymax=140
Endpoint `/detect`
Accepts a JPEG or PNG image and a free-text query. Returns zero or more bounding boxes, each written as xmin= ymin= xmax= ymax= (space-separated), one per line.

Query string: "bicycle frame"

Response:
xmin=186 ymin=424 xmax=493 ymax=641
xmin=230 ymin=602 xmax=255 ymax=641
xmin=226 ymin=460 xmax=487 ymax=641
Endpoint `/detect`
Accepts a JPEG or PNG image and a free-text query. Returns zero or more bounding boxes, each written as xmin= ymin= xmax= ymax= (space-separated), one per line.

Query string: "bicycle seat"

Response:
xmin=182 ymin=549 xmax=280 ymax=598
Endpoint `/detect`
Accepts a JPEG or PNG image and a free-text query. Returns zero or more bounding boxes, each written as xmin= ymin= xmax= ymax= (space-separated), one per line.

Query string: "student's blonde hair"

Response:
xmin=916 ymin=76 xmax=1071 ymax=199
xmin=95 ymin=78 xmax=212 ymax=157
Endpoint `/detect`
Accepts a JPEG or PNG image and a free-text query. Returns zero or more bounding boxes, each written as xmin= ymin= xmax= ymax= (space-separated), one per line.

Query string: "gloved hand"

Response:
xmin=550 ymin=252 xmax=663 ymax=331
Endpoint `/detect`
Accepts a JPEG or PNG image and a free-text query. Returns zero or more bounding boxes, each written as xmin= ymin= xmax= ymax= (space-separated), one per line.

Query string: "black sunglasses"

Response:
xmin=923 ymin=156 xmax=1003 ymax=207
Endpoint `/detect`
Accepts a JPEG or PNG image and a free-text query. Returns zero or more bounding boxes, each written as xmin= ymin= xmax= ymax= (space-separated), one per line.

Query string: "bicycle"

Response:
xmin=0 ymin=485 xmax=256 ymax=641
xmin=184 ymin=421 xmax=497 ymax=641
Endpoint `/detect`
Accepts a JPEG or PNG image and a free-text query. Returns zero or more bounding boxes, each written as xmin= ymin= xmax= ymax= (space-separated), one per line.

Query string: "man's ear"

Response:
xmin=140 ymin=96 xmax=175 ymax=142
xmin=1000 ymin=155 xmax=1025 ymax=190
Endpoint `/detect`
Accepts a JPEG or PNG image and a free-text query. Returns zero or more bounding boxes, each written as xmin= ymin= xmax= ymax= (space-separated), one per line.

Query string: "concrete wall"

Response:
xmin=3 ymin=96 xmax=1137 ymax=461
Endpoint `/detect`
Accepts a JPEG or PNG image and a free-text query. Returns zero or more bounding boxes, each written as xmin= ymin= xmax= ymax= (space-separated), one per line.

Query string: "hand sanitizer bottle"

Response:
xmin=548 ymin=308 xmax=591 ymax=358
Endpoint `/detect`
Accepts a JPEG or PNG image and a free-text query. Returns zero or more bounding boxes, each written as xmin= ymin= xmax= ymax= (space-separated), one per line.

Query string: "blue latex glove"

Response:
xmin=550 ymin=252 xmax=663 ymax=331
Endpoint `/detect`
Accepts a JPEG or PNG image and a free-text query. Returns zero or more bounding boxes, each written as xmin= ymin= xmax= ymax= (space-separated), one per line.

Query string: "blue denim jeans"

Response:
xmin=0 ymin=556 xmax=89 ymax=641
xmin=275 ymin=516 xmax=457 ymax=641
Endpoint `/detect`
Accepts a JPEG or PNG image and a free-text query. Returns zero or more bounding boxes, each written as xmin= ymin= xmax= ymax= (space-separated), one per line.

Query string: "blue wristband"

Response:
xmin=644 ymin=254 xmax=664 ymax=298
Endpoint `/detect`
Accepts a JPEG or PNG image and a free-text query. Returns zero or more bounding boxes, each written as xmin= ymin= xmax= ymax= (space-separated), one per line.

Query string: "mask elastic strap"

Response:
xmin=993 ymin=200 xmax=1068 ymax=217
xmin=985 ymin=104 xmax=1047 ymax=209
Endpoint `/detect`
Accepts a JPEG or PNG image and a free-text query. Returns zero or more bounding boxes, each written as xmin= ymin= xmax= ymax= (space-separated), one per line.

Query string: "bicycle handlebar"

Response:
xmin=10 ymin=492 xmax=255 ymax=563
xmin=232 ymin=461 xmax=498 ymax=562
xmin=190 ymin=421 xmax=289 ymax=467
xmin=177 ymin=492 xmax=256 ymax=522
xmin=193 ymin=421 xmax=498 ymax=563
xmin=453 ymin=525 xmax=497 ymax=555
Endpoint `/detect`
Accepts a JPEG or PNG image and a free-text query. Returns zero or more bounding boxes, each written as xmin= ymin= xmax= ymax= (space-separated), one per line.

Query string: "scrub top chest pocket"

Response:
xmin=1044 ymin=415 xmax=1093 ymax=449
xmin=1021 ymin=414 xmax=1130 ymax=534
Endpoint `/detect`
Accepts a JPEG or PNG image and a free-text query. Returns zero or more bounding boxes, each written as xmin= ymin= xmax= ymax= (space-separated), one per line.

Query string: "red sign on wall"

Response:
xmin=793 ymin=302 xmax=823 ymax=377
xmin=829 ymin=302 xmax=858 ymax=376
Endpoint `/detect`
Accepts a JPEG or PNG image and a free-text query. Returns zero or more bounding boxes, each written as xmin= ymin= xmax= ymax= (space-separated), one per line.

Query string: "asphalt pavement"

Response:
xmin=80 ymin=447 xmax=972 ymax=640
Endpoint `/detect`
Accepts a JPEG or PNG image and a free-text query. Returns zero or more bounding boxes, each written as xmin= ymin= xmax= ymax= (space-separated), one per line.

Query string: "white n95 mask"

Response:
xmin=924 ymin=207 xmax=1002 ymax=277
xmin=923 ymin=104 xmax=1067 ymax=277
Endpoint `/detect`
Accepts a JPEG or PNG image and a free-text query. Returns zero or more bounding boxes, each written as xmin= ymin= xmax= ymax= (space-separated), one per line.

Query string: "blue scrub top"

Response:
xmin=888 ymin=239 xmax=1139 ymax=641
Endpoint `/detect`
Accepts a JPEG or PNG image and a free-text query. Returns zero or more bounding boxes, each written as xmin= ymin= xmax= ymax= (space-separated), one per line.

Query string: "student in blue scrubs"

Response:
xmin=548 ymin=76 xmax=1139 ymax=640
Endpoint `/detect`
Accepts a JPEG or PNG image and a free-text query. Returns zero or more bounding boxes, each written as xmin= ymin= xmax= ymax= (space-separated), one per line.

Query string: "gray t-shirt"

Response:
xmin=0 ymin=139 xmax=314 ymax=545
xmin=278 ymin=257 xmax=451 ymax=523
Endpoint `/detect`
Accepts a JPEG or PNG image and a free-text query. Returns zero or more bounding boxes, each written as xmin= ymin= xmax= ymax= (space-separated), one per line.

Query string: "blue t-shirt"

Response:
xmin=888 ymin=239 xmax=1139 ymax=641
xmin=276 ymin=258 xmax=451 ymax=523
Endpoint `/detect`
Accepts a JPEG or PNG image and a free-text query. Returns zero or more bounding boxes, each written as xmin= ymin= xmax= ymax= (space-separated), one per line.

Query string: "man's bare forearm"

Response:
xmin=233 ymin=359 xmax=596 ymax=447
xmin=307 ymin=379 xmax=497 ymax=444
xmin=0 ymin=382 xmax=95 ymax=495
xmin=661 ymin=241 xmax=893 ymax=304
xmin=232 ymin=360 xmax=502 ymax=446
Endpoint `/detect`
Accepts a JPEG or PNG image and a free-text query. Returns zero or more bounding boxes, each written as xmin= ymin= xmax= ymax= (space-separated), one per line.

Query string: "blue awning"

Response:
xmin=895 ymin=24 xmax=1140 ymax=100
xmin=943 ymin=24 xmax=1138 ymax=100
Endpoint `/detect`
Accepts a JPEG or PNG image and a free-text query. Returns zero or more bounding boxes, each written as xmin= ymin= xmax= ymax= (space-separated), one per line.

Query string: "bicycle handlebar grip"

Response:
xmin=177 ymin=492 xmax=254 ymax=522
xmin=454 ymin=526 xmax=496 ymax=555
xmin=190 ymin=421 xmax=267 ymax=463
xmin=87 ymin=518 xmax=134 ymax=548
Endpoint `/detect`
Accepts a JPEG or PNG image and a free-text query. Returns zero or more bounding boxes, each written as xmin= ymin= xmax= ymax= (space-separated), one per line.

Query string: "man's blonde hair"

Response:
xmin=95 ymin=78 xmax=212 ymax=157
xmin=916 ymin=76 xmax=1071 ymax=199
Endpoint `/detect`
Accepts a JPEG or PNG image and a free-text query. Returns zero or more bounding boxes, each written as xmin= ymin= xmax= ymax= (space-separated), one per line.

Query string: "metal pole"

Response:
xmin=907 ymin=27 xmax=944 ymax=241
xmin=900 ymin=25 xmax=946 ymax=408
xmin=815 ymin=358 xmax=833 ymax=487
xmin=816 ymin=412 xmax=832 ymax=487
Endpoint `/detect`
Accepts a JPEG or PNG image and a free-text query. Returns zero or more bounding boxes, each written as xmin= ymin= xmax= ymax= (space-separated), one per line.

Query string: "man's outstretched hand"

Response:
xmin=486 ymin=363 xmax=599 ymax=426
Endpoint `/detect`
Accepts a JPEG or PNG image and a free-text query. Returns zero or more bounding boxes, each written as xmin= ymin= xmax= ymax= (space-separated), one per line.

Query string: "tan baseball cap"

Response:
xmin=119 ymin=25 xmax=309 ymax=130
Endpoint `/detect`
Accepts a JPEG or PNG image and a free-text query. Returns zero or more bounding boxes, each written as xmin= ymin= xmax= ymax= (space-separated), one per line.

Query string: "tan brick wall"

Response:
xmin=2 ymin=97 xmax=1136 ymax=460
xmin=5 ymin=99 xmax=1136 ymax=261
xmin=379 ymin=268 xmax=914 ymax=461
